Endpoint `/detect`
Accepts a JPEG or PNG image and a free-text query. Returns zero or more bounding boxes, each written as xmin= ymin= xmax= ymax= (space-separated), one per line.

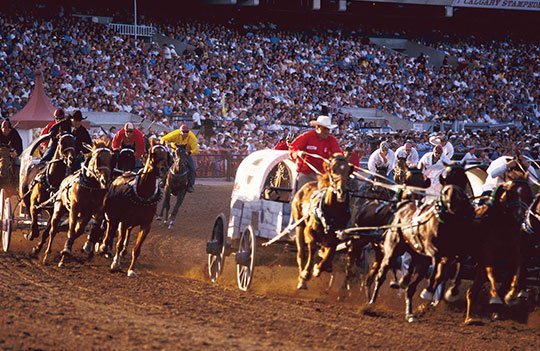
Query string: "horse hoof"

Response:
xmin=29 ymin=248 xmax=39 ymax=259
xmin=110 ymin=258 xmax=121 ymax=272
xmin=406 ymin=314 xmax=418 ymax=323
xmin=504 ymin=292 xmax=519 ymax=306
xmin=155 ymin=215 xmax=162 ymax=221
xmin=24 ymin=233 xmax=35 ymax=241
xmin=389 ymin=280 xmax=399 ymax=289
xmin=58 ymin=259 xmax=65 ymax=268
xmin=82 ymin=241 xmax=93 ymax=255
xmin=492 ymin=312 xmax=501 ymax=321
xmin=489 ymin=295 xmax=503 ymax=305
xmin=168 ymin=223 xmax=174 ymax=230
xmin=420 ymin=288 xmax=434 ymax=301
xmin=464 ymin=318 xmax=483 ymax=326
xmin=60 ymin=248 xmax=71 ymax=256
xmin=297 ymin=279 xmax=307 ymax=290
xmin=517 ymin=290 xmax=529 ymax=299
xmin=444 ymin=288 xmax=460 ymax=302
xmin=300 ymin=270 xmax=311 ymax=281
xmin=127 ymin=270 xmax=137 ymax=278
xmin=313 ymin=265 xmax=321 ymax=278
xmin=163 ymin=220 xmax=168 ymax=226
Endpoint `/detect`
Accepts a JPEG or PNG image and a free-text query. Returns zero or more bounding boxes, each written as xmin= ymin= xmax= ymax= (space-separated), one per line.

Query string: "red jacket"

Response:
xmin=112 ymin=128 xmax=146 ymax=160
xmin=274 ymin=140 xmax=289 ymax=150
xmin=289 ymin=130 xmax=343 ymax=175
xmin=40 ymin=120 xmax=58 ymax=147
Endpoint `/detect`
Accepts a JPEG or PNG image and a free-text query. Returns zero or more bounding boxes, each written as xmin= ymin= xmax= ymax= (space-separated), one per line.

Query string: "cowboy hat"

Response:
xmin=309 ymin=115 xmax=337 ymax=130
xmin=70 ymin=110 xmax=87 ymax=121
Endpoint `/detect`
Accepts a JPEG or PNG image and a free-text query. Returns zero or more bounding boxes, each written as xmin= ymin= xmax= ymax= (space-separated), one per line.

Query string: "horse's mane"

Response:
xmin=93 ymin=141 xmax=109 ymax=150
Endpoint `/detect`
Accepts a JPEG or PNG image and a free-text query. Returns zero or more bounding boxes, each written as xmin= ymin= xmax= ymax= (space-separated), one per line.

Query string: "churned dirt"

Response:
xmin=0 ymin=181 xmax=539 ymax=350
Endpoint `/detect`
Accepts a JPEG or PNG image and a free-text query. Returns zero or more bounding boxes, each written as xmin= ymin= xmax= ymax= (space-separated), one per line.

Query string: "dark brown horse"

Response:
xmin=83 ymin=147 xmax=137 ymax=255
xmin=21 ymin=133 xmax=75 ymax=242
xmin=292 ymin=154 xmax=353 ymax=289
xmin=38 ymin=143 xmax=113 ymax=265
xmin=369 ymin=183 xmax=474 ymax=322
xmin=464 ymin=173 xmax=534 ymax=324
xmin=393 ymin=156 xmax=408 ymax=185
xmin=157 ymin=144 xmax=189 ymax=229
xmin=100 ymin=143 xmax=169 ymax=277
xmin=345 ymin=167 xmax=430 ymax=298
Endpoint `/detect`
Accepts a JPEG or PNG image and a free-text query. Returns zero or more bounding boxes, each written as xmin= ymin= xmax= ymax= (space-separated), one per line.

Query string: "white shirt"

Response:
xmin=482 ymin=156 xmax=538 ymax=192
xmin=368 ymin=149 xmax=395 ymax=176
xmin=460 ymin=152 xmax=478 ymax=165
xmin=442 ymin=142 xmax=454 ymax=159
xmin=395 ymin=145 xmax=419 ymax=168
xmin=419 ymin=152 xmax=452 ymax=193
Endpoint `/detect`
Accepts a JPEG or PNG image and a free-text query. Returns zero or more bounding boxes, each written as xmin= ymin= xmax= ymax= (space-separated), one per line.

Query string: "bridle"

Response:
xmin=57 ymin=134 xmax=76 ymax=163
xmin=82 ymin=147 xmax=112 ymax=184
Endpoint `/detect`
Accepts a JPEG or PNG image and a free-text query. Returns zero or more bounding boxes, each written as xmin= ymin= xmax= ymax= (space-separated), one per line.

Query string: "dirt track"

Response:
xmin=0 ymin=182 xmax=539 ymax=350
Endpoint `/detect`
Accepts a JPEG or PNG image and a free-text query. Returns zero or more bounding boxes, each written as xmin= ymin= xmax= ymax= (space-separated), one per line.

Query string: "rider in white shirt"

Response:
xmin=368 ymin=141 xmax=395 ymax=177
xmin=395 ymin=141 xmax=419 ymax=168
xmin=429 ymin=134 xmax=454 ymax=160
xmin=460 ymin=145 xmax=478 ymax=165
xmin=418 ymin=144 xmax=452 ymax=193
xmin=482 ymin=154 xmax=538 ymax=193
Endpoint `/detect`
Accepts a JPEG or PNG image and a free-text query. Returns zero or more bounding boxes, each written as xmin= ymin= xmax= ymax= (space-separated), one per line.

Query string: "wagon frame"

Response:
xmin=206 ymin=149 xmax=300 ymax=291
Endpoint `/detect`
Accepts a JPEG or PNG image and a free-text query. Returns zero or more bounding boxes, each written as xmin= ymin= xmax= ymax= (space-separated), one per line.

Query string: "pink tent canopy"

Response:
xmin=10 ymin=72 xmax=56 ymax=129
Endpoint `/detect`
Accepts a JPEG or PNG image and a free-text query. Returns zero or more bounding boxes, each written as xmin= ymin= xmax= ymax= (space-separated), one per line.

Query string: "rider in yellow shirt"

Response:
xmin=160 ymin=124 xmax=199 ymax=192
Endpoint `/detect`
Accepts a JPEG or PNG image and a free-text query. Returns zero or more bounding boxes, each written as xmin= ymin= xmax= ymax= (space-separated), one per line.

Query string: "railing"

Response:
xmin=193 ymin=153 xmax=244 ymax=180
xmin=107 ymin=23 xmax=157 ymax=37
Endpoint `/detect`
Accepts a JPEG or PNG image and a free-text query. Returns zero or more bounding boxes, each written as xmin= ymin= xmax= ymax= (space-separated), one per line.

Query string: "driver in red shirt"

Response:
xmin=112 ymin=122 xmax=146 ymax=169
xmin=289 ymin=115 xmax=343 ymax=191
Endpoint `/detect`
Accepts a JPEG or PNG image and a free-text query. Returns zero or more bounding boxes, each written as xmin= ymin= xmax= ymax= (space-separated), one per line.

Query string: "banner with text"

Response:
xmin=452 ymin=0 xmax=540 ymax=10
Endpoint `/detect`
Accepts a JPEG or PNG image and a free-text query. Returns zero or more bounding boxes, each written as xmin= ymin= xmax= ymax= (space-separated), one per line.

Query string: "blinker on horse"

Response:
xmin=292 ymin=154 xmax=353 ymax=290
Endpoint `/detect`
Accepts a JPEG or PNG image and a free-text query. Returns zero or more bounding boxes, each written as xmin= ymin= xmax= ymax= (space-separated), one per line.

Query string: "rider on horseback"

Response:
xmin=160 ymin=123 xmax=199 ymax=193
xmin=70 ymin=110 xmax=92 ymax=171
xmin=39 ymin=108 xmax=72 ymax=165
xmin=0 ymin=118 xmax=23 ymax=174
xmin=394 ymin=140 xmax=419 ymax=168
xmin=367 ymin=141 xmax=395 ymax=178
xmin=112 ymin=122 xmax=146 ymax=170
xmin=482 ymin=153 xmax=538 ymax=194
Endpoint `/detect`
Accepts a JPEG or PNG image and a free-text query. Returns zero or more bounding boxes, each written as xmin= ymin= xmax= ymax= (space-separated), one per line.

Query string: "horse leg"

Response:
xmin=111 ymin=222 xmax=128 ymax=272
xmin=43 ymin=205 xmax=67 ymax=264
xmin=59 ymin=214 xmax=92 ymax=267
xmin=100 ymin=219 xmax=118 ymax=258
xmin=405 ymin=262 xmax=429 ymax=323
xmin=366 ymin=245 xmax=383 ymax=301
xmin=504 ymin=247 xmax=522 ymax=306
xmin=295 ymin=224 xmax=308 ymax=289
xmin=160 ymin=187 xmax=171 ymax=225
xmin=369 ymin=231 xmax=400 ymax=305
xmin=314 ymin=243 xmax=336 ymax=277
xmin=119 ymin=227 xmax=132 ymax=257
xmin=126 ymin=224 xmax=151 ymax=278
xmin=26 ymin=192 xmax=41 ymax=241
xmin=168 ymin=191 xmax=186 ymax=229
xmin=465 ymin=265 xmax=487 ymax=325
xmin=420 ymin=256 xmax=444 ymax=302
xmin=445 ymin=260 xmax=463 ymax=302
xmin=486 ymin=266 xmax=503 ymax=305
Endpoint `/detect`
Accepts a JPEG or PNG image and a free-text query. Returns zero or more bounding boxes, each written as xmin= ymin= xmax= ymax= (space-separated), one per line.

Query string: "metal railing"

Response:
xmin=108 ymin=23 xmax=157 ymax=37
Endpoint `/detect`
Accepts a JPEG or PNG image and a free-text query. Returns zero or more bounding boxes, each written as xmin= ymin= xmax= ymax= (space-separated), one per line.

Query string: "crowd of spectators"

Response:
xmin=0 ymin=12 xmax=539 ymax=163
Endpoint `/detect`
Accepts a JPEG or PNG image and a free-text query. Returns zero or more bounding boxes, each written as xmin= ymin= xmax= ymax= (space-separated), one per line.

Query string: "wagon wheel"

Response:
xmin=1 ymin=191 xmax=12 ymax=252
xmin=236 ymin=225 xmax=256 ymax=291
xmin=206 ymin=214 xmax=227 ymax=283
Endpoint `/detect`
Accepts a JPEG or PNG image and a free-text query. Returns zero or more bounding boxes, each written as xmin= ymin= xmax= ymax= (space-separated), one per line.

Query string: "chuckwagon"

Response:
xmin=206 ymin=149 xmax=300 ymax=291
xmin=0 ymin=134 xmax=52 ymax=252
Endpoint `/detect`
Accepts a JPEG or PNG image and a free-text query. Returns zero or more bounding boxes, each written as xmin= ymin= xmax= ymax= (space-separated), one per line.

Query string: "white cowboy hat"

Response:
xmin=309 ymin=115 xmax=337 ymax=130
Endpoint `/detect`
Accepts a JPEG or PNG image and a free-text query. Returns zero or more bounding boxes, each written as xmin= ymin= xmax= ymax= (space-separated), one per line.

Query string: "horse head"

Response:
xmin=322 ymin=154 xmax=353 ymax=203
xmin=113 ymin=148 xmax=136 ymax=173
xmin=57 ymin=133 xmax=76 ymax=168
xmin=88 ymin=143 xmax=113 ymax=189
xmin=439 ymin=163 xmax=468 ymax=190
xmin=171 ymin=144 xmax=189 ymax=176
xmin=148 ymin=143 xmax=170 ymax=175
xmin=440 ymin=184 xmax=474 ymax=218
xmin=394 ymin=156 xmax=408 ymax=185
xmin=0 ymin=146 xmax=13 ymax=178
xmin=496 ymin=175 xmax=534 ymax=224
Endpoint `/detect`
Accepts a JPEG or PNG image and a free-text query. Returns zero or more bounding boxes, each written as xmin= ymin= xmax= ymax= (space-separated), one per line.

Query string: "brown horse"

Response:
xmin=346 ymin=167 xmax=430 ymax=299
xmin=292 ymin=154 xmax=353 ymax=290
xmin=369 ymin=183 xmax=474 ymax=322
xmin=157 ymin=144 xmax=189 ymax=229
xmin=38 ymin=143 xmax=113 ymax=264
xmin=393 ymin=156 xmax=408 ymax=185
xmin=100 ymin=143 xmax=169 ymax=277
xmin=464 ymin=173 xmax=534 ymax=324
xmin=21 ymin=133 xmax=75 ymax=242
